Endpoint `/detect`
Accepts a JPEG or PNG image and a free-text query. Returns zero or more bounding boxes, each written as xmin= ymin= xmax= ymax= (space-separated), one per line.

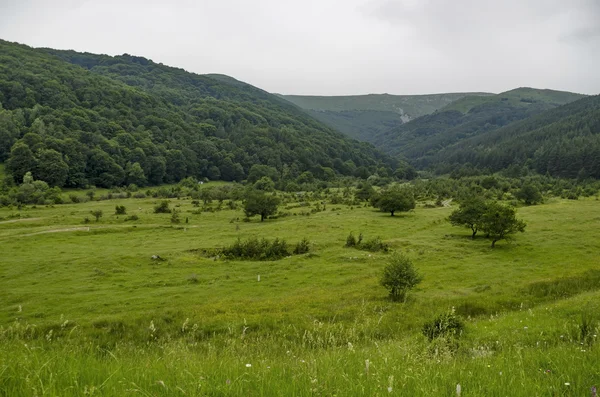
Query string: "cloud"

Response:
xmin=0 ymin=0 xmax=598 ymax=95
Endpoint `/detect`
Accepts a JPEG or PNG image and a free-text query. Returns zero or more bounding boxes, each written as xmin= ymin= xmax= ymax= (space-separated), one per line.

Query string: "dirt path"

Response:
xmin=20 ymin=227 xmax=90 ymax=237
xmin=0 ymin=217 xmax=43 ymax=225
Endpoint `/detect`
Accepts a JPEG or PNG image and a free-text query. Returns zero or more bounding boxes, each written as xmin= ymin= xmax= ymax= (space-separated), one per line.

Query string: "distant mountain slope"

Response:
xmin=371 ymin=88 xmax=587 ymax=163
xmin=430 ymin=94 xmax=600 ymax=178
xmin=279 ymin=93 xmax=492 ymax=141
xmin=0 ymin=39 xmax=398 ymax=188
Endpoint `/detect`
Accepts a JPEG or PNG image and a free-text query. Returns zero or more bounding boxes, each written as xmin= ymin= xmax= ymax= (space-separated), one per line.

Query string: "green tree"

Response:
xmin=515 ymin=183 xmax=542 ymax=205
xmin=6 ymin=142 xmax=37 ymax=184
xmin=480 ymin=202 xmax=526 ymax=248
xmin=448 ymin=196 xmax=488 ymax=238
xmin=35 ymin=149 xmax=69 ymax=187
xmin=244 ymin=190 xmax=279 ymax=222
xmin=380 ymin=254 xmax=422 ymax=302
xmin=372 ymin=186 xmax=415 ymax=216
xmin=253 ymin=176 xmax=275 ymax=192
xmin=90 ymin=210 xmax=103 ymax=222
xmin=126 ymin=162 xmax=147 ymax=186
xmin=355 ymin=182 xmax=375 ymax=201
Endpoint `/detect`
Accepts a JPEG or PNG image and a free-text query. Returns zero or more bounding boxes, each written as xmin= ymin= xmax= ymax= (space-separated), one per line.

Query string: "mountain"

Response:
xmin=371 ymin=88 xmax=587 ymax=164
xmin=279 ymin=93 xmax=492 ymax=141
xmin=0 ymin=40 xmax=399 ymax=188
xmin=429 ymin=94 xmax=600 ymax=178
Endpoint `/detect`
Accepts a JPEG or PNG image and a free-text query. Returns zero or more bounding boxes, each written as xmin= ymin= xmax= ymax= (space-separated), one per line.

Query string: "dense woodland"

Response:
xmin=0 ymin=40 xmax=403 ymax=190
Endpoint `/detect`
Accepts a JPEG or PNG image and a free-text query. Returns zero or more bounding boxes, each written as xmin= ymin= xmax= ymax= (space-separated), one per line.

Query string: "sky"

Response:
xmin=1 ymin=0 xmax=599 ymax=95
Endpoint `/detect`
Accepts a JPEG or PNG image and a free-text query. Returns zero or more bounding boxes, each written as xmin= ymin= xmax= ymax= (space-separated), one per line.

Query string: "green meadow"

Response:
xmin=0 ymin=189 xmax=599 ymax=396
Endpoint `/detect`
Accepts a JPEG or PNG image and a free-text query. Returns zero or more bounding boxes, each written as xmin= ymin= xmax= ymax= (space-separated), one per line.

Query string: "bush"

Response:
xmin=125 ymin=215 xmax=139 ymax=221
xmin=360 ymin=237 xmax=389 ymax=252
xmin=115 ymin=205 xmax=127 ymax=215
xmin=154 ymin=200 xmax=170 ymax=213
xmin=422 ymin=309 xmax=464 ymax=341
xmin=171 ymin=209 xmax=181 ymax=224
xmin=90 ymin=210 xmax=103 ymax=222
xmin=219 ymin=237 xmax=309 ymax=261
xmin=380 ymin=254 xmax=422 ymax=302
xmin=293 ymin=237 xmax=311 ymax=254
xmin=345 ymin=232 xmax=358 ymax=247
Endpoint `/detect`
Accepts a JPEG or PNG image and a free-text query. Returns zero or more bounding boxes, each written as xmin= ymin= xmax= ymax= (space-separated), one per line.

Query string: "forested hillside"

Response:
xmin=0 ymin=40 xmax=398 ymax=188
xmin=428 ymin=94 xmax=600 ymax=178
xmin=280 ymin=93 xmax=491 ymax=141
xmin=371 ymin=88 xmax=586 ymax=163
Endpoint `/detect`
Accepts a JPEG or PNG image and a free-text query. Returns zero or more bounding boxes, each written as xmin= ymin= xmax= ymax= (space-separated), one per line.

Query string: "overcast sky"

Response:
xmin=1 ymin=0 xmax=599 ymax=95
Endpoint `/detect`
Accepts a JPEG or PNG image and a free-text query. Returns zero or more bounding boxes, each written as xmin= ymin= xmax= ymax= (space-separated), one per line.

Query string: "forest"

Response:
xmin=0 ymin=40 xmax=403 ymax=191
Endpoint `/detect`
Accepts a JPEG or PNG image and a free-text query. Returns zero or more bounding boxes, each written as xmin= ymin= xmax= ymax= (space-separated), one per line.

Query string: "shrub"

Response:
xmin=380 ymin=254 xmax=422 ymax=302
xmin=125 ymin=215 xmax=139 ymax=221
xmin=293 ymin=237 xmax=311 ymax=254
xmin=90 ymin=210 xmax=103 ymax=222
xmin=360 ymin=237 xmax=389 ymax=252
xmin=171 ymin=209 xmax=181 ymax=224
xmin=154 ymin=200 xmax=170 ymax=213
xmin=422 ymin=309 xmax=464 ymax=341
xmin=115 ymin=205 xmax=127 ymax=215
xmin=345 ymin=232 xmax=358 ymax=247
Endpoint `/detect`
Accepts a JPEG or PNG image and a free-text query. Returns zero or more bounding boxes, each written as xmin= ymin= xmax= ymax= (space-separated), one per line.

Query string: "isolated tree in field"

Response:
xmin=515 ymin=182 xmax=543 ymax=205
xmin=244 ymin=190 xmax=279 ymax=222
xmin=380 ymin=254 xmax=422 ymax=302
xmin=480 ymin=202 xmax=526 ymax=248
xmin=448 ymin=196 xmax=488 ymax=238
xmin=372 ymin=186 xmax=415 ymax=216
xmin=90 ymin=210 xmax=103 ymax=222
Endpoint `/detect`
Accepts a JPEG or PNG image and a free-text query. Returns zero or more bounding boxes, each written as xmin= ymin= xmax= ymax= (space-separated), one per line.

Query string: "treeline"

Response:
xmin=0 ymin=40 xmax=402 ymax=189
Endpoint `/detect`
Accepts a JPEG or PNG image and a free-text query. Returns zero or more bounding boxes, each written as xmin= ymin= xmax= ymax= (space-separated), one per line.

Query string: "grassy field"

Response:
xmin=0 ymin=190 xmax=599 ymax=395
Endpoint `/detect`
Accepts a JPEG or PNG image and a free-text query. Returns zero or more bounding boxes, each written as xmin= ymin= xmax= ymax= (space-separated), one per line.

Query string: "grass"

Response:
xmin=0 ymin=192 xmax=599 ymax=395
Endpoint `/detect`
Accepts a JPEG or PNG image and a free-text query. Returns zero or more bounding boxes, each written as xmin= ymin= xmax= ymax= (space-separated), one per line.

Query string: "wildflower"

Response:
xmin=388 ymin=387 xmax=393 ymax=393
xmin=546 ymin=370 xmax=551 ymax=374
xmin=226 ymin=379 xmax=231 ymax=385
xmin=246 ymin=363 xmax=252 ymax=368
xmin=157 ymin=380 xmax=165 ymax=388
xmin=524 ymin=326 xmax=528 ymax=330
xmin=591 ymin=386 xmax=597 ymax=397
xmin=456 ymin=383 xmax=462 ymax=396
xmin=365 ymin=359 xmax=370 ymax=374
xmin=565 ymin=382 xmax=570 ymax=386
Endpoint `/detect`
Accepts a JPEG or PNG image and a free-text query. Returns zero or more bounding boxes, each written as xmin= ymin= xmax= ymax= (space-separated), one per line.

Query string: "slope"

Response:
xmin=429 ymin=94 xmax=600 ymax=178
xmin=371 ymin=88 xmax=586 ymax=163
xmin=279 ymin=92 xmax=492 ymax=141
xmin=0 ymin=39 xmax=397 ymax=188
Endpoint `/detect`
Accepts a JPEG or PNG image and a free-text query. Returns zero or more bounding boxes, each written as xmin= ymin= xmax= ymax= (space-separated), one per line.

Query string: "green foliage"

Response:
xmin=448 ymin=196 xmax=488 ymax=238
xmin=90 ymin=209 xmax=103 ymax=222
xmin=219 ymin=236 xmax=309 ymax=261
xmin=515 ymin=182 xmax=543 ymax=205
xmin=380 ymin=254 xmax=422 ymax=302
xmin=0 ymin=40 xmax=396 ymax=188
xmin=480 ymin=202 xmax=527 ymax=247
xmin=253 ymin=176 xmax=275 ymax=192
xmin=372 ymin=186 xmax=415 ymax=216
xmin=243 ymin=190 xmax=279 ymax=222
xmin=171 ymin=209 xmax=181 ymax=224
xmin=154 ymin=200 xmax=170 ymax=214
xmin=422 ymin=309 xmax=465 ymax=341
xmin=115 ymin=205 xmax=127 ymax=215
xmin=345 ymin=232 xmax=388 ymax=252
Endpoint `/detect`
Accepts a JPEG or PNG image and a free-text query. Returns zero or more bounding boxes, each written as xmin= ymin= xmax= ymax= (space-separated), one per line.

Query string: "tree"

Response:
xmin=515 ymin=183 xmax=542 ymax=205
xmin=372 ymin=186 xmax=415 ymax=216
xmin=6 ymin=142 xmax=37 ymax=184
xmin=380 ymin=254 xmax=422 ymax=302
xmin=126 ymin=162 xmax=147 ymax=186
xmin=253 ymin=176 xmax=275 ymax=192
xmin=91 ymin=210 xmax=103 ymax=222
xmin=355 ymin=182 xmax=375 ymax=202
xmin=448 ymin=196 xmax=488 ymax=238
xmin=480 ymin=202 xmax=526 ymax=248
xmin=35 ymin=149 xmax=69 ymax=187
xmin=244 ymin=190 xmax=279 ymax=222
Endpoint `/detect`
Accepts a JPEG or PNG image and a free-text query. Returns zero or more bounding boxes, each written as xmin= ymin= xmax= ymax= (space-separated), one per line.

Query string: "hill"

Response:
xmin=279 ymin=93 xmax=492 ymax=141
xmin=371 ymin=88 xmax=587 ymax=165
xmin=0 ymin=40 xmax=397 ymax=188
xmin=429 ymin=94 xmax=600 ymax=178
